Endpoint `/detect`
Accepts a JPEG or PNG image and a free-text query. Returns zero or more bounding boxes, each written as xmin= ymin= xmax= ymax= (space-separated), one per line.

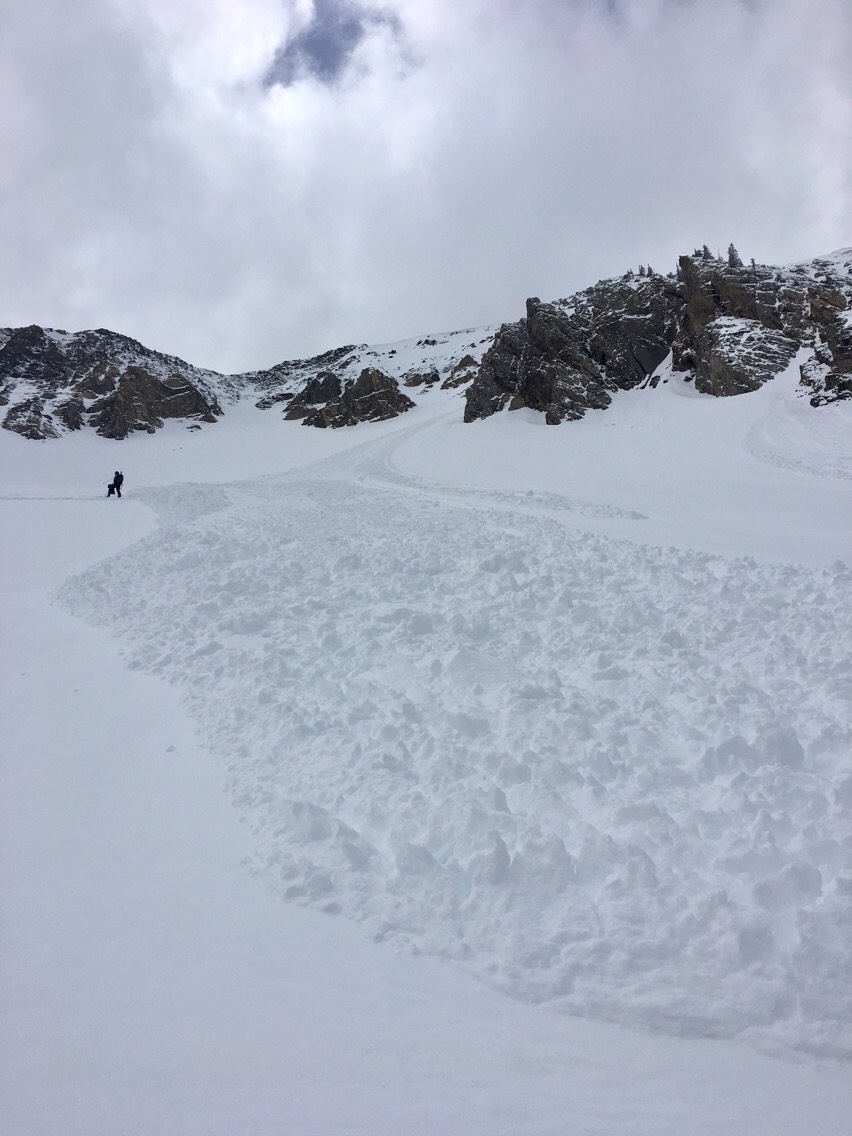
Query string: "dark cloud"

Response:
xmin=264 ymin=0 xmax=404 ymax=87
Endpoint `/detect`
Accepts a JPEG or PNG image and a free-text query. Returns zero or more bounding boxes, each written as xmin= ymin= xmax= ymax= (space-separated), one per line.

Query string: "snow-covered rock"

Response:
xmin=283 ymin=366 xmax=415 ymax=427
xmin=466 ymin=248 xmax=852 ymax=422
xmin=2 ymin=247 xmax=850 ymax=440
xmin=0 ymin=325 xmax=226 ymax=440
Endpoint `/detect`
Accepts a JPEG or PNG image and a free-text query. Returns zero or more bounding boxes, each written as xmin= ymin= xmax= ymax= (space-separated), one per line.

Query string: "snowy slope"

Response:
xmin=240 ymin=324 xmax=496 ymax=396
xmin=1 ymin=343 xmax=851 ymax=1132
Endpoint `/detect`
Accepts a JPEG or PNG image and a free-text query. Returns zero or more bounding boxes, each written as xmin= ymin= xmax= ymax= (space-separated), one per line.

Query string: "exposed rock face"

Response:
xmin=466 ymin=278 xmax=677 ymax=424
xmin=87 ymin=367 xmax=222 ymax=437
xmin=674 ymin=252 xmax=851 ymax=402
xmin=2 ymin=396 xmax=61 ymax=440
xmin=693 ymin=318 xmax=798 ymax=396
xmin=0 ymin=325 xmax=224 ymax=439
xmin=250 ymin=345 xmax=360 ymax=410
xmin=403 ymin=368 xmax=440 ymax=388
xmin=3 ymin=248 xmax=848 ymax=441
xmin=798 ymin=275 xmax=852 ymax=406
xmin=283 ymin=370 xmax=345 ymax=416
xmin=284 ymin=367 xmax=415 ymax=428
xmin=466 ymin=249 xmax=852 ymax=423
xmin=440 ymin=354 xmax=478 ymax=389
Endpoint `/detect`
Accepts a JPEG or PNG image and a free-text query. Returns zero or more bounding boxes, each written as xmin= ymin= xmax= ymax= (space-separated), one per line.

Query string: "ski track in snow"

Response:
xmin=58 ymin=415 xmax=852 ymax=1060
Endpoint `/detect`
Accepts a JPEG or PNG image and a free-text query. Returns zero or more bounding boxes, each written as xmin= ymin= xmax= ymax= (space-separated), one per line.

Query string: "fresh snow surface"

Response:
xmin=234 ymin=324 xmax=496 ymax=407
xmin=788 ymin=246 xmax=852 ymax=277
xmin=1 ymin=364 xmax=851 ymax=1133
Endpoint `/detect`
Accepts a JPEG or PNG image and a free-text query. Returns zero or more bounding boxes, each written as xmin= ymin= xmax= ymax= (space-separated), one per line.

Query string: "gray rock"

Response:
xmin=403 ymin=368 xmax=441 ymax=388
xmin=296 ymin=367 xmax=415 ymax=428
xmin=466 ymin=248 xmax=852 ymax=423
xmin=693 ymin=318 xmax=798 ymax=396
xmin=466 ymin=280 xmax=675 ymax=424
xmin=440 ymin=354 xmax=478 ymax=389
xmin=0 ymin=325 xmax=223 ymax=439
xmin=87 ymin=367 xmax=222 ymax=438
xmin=2 ymin=396 xmax=60 ymax=440
xmin=283 ymin=370 xmax=344 ymax=419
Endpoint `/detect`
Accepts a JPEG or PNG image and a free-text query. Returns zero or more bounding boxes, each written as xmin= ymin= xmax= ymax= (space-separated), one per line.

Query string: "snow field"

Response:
xmin=5 ymin=503 xmax=850 ymax=1136
xmin=59 ymin=437 xmax=852 ymax=1057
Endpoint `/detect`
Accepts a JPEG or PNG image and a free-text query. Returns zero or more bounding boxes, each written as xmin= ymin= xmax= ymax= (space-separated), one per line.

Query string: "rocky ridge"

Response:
xmin=0 ymin=322 xmax=494 ymax=440
xmin=2 ymin=248 xmax=849 ymax=440
xmin=464 ymin=247 xmax=852 ymax=423
xmin=0 ymin=326 xmax=229 ymax=440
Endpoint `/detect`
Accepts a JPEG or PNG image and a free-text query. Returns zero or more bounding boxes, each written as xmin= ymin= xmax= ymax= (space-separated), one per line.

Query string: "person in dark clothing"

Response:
xmin=107 ymin=471 xmax=124 ymax=498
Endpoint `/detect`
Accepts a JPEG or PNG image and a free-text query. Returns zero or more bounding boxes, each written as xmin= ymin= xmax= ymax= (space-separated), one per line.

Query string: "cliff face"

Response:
xmin=464 ymin=248 xmax=852 ymax=423
xmin=466 ymin=276 xmax=678 ymax=424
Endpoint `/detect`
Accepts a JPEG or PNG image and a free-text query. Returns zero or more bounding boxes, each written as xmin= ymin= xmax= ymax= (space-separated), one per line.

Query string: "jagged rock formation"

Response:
xmin=465 ymin=249 xmax=852 ymax=423
xmin=283 ymin=366 xmax=415 ymax=427
xmin=2 ymin=249 xmax=849 ymax=440
xmin=0 ymin=325 xmax=225 ymax=440
xmin=0 ymin=320 xmax=485 ymax=439
xmin=251 ymin=344 xmax=361 ymax=410
xmin=2 ymin=396 xmax=62 ymax=440
xmin=466 ymin=279 xmax=678 ymax=424
xmin=689 ymin=317 xmax=797 ymax=397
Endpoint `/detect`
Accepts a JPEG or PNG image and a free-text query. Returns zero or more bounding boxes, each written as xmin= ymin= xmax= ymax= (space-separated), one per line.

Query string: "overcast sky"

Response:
xmin=1 ymin=0 xmax=850 ymax=373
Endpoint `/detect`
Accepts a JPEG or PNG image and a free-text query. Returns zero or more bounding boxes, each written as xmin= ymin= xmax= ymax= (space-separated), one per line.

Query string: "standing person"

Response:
xmin=107 ymin=471 xmax=124 ymax=498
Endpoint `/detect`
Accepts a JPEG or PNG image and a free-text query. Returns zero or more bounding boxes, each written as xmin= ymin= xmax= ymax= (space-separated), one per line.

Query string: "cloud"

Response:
xmin=0 ymin=0 xmax=849 ymax=373
xmin=264 ymin=0 xmax=405 ymax=87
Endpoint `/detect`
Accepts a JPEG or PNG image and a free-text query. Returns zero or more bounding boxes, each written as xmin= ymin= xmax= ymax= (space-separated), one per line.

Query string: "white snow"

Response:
xmin=1 ymin=365 xmax=851 ymax=1133
xmin=236 ymin=325 xmax=497 ymax=408
xmin=788 ymin=246 xmax=852 ymax=278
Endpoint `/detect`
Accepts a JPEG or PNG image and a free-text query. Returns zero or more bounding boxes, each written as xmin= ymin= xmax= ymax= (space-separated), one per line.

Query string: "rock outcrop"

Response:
xmin=466 ymin=277 xmax=680 ymax=423
xmin=465 ymin=248 xmax=852 ymax=423
xmin=0 ymin=325 xmax=223 ymax=440
xmin=2 ymin=396 xmax=61 ymax=440
xmin=284 ymin=367 xmax=415 ymax=427
xmin=2 ymin=248 xmax=849 ymax=440
xmin=0 ymin=320 xmax=488 ymax=438
xmin=243 ymin=327 xmax=494 ymax=415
